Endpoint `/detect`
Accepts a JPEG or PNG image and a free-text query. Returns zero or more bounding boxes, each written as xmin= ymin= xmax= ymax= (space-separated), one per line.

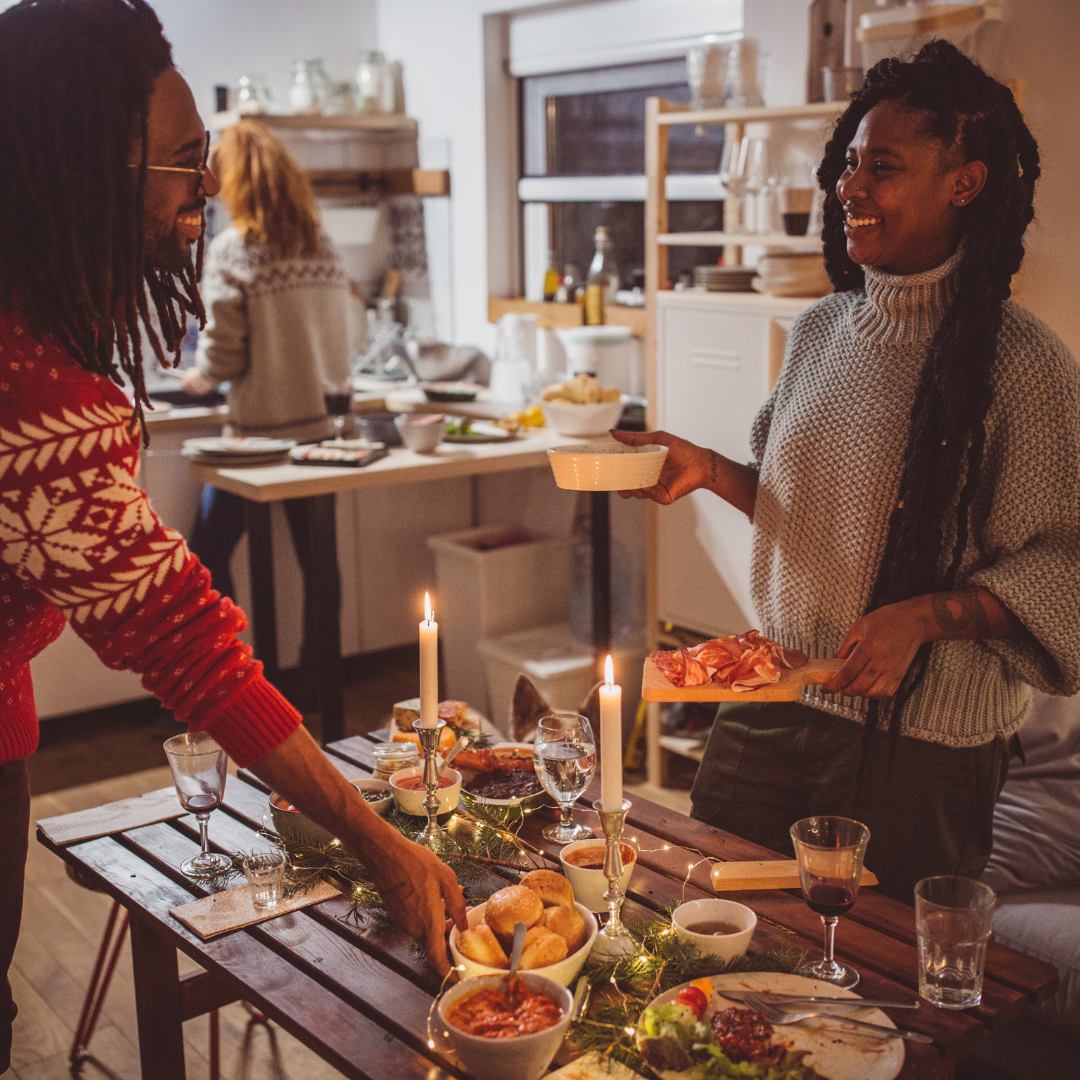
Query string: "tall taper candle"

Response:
xmin=419 ymin=592 xmax=438 ymax=727
xmin=599 ymin=654 xmax=622 ymax=810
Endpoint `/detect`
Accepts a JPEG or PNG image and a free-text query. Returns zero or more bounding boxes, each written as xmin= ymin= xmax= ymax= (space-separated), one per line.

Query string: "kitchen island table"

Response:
xmin=35 ymin=733 xmax=1058 ymax=1080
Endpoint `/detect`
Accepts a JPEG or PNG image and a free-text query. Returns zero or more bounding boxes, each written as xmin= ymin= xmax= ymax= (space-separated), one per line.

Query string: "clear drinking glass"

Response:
xmin=534 ymin=711 xmax=597 ymax=844
xmin=915 ymin=876 xmax=996 ymax=1009
xmin=323 ymin=378 xmax=353 ymax=439
xmin=790 ymin=816 xmax=871 ymax=989
xmin=355 ymin=50 xmax=387 ymax=114
xmin=244 ymin=851 xmax=287 ymax=911
xmin=164 ymin=732 xmax=231 ymax=878
xmin=719 ymin=137 xmax=757 ymax=234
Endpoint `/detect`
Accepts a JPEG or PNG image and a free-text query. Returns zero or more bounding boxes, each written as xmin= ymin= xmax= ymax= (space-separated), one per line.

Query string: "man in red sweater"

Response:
xmin=0 ymin=2 xmax=465 ymax=1067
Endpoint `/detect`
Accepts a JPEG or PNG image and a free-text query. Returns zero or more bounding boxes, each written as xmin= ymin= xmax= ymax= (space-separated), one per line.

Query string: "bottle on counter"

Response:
xmin=585 ymin=226 xmax=611 ymax=326
xmin=543 ymin=249 xmax=560 ymax=303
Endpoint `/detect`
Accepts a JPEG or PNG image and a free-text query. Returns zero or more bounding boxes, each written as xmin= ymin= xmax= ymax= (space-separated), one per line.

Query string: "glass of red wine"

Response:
xmin=790 ymin=816 xmax=871 ymax=989
xmin=323 ymin=378 xmax=354 ymax=439
xmin=164 ymin=732 xmax=231 ymax=878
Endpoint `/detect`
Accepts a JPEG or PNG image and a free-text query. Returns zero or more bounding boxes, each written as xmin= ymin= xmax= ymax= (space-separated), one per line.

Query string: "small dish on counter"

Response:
xmin=356 ymin=411 xmax=404 ymax=446
xmin=671 ymin=898 xmax=756 ymax=963
xmin=547 ymin=441 xmax=667 ymax=491
xmin=422 ymin=381 xmax=482 ymax=403
xmin=541 ymin=398 xmax=624 ymax=437
xmin=394 ymin=412 xmax=447 ymax=453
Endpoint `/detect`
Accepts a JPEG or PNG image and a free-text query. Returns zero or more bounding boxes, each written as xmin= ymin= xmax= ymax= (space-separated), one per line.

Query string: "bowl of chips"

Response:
xmin=540 ymin=374 xmax=624 ymax=436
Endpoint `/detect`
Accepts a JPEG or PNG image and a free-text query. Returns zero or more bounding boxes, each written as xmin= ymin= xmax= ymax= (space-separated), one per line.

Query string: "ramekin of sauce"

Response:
xmin=447 ymin=981 xmax=564 ymax=1038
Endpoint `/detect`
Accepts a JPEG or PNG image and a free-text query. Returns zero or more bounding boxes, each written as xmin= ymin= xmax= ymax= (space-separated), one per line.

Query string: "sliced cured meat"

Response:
xmin=729 ymin=645 xmax=780 ymax=692
xmin=689 ymin=635 xmax=744 ymax=673
xmin=650 ymin=647 xmax=711 ymax=688
xmin=652 ymin=631 xmax=806 ymax=692
xmin=738 ymin=630 xmax=808 ymax=671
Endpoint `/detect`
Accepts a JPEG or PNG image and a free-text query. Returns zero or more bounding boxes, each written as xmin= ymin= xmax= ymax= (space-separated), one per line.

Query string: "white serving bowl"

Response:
xmin=449 ymin=900 xmax=598 ymax=986
xmin=269 ymin=779 xmax=393 ymax=845
xmin=558 ymin=839 xmax=637 ymax=913
xmin=541 ymin=398 xmax=624 ymax=438
xmin=671 ymin=898 xmax=756 ymax=963
xmin=437 ymin=973 xmax=573 ymax=1080
xmin=389 ymin=766 xmax=462 ymax=816
xmin=547 ymin=442 xmax=667 ymax=491
xmin=394 ymin=413 xmax=447 ymax=453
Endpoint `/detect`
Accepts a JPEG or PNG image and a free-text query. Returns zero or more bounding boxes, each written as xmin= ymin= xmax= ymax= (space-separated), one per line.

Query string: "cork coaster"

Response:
xmin=171 ymin=879 xmax=341 ymax=940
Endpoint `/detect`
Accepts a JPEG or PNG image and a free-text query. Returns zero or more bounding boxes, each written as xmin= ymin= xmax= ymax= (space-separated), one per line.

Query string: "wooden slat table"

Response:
xmin=37 ymin=735 xmax=1058 ymax=1080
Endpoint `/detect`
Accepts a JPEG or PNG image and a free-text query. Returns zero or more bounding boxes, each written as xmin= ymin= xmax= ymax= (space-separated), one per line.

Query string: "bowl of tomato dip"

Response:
xmin=437 ymin=974 xmax=573 ymax=1080
xmin=389 ymin=765 xmax=462 ymax=817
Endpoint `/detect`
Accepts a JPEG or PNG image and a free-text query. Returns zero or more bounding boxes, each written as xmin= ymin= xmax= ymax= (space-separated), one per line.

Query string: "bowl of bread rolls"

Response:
xmin=450 ymin=869 xmax=598 ymax=986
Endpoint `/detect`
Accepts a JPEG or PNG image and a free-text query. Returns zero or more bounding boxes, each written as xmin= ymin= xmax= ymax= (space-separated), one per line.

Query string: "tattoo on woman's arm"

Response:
xmin=931 ymin=590 xmax=992 ymax=638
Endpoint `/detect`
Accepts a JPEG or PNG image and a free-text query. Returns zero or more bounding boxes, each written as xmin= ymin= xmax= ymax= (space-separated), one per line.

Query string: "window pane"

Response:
xmin=553 ymin=201 xmax=725 ymax=290
xmin=545 ymin=83 xmax=724 ymax=177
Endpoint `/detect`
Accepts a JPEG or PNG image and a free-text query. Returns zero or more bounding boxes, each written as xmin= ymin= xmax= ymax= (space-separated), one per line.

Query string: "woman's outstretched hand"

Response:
xmin=609 ymin=429 xmax=707 ymax=504
xmin=824 ymin=601 xmax=926 ymax=699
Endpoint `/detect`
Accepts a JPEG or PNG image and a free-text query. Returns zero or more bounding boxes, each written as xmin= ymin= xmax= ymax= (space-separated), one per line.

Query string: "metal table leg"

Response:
xmin=590 ymin=490 xmax=611 ymax=660
xmin=244 ymin=500 xmax=279 ymax=684
xmin=308 ymin=494 xmax=343 ymax=744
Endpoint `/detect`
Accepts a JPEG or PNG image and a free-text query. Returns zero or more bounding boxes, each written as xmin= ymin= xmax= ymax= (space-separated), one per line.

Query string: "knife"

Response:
xmin=720 ymin=990 xmax=919 ymax=1010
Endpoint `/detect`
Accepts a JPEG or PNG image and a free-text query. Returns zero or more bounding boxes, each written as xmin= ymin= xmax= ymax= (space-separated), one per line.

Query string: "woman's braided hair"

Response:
xmin=0 ymin=0 xmax=205 ymax=439
xmin=817 ymin=40 xmax=1039 ymax=737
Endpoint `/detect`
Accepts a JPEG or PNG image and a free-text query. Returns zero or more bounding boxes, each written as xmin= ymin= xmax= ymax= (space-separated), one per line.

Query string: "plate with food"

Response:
xmin=422 ymin=381 xmax=483 ymax=403
xmin=636 ymin=972 xmax=904 ymax=1080
xmin=444 ymin=418 xmax=517 ymax=443
xmin=457 ymin=744 xmax=550 ymax=820
xmin=644 ymin=630 xmax=844 ymax=702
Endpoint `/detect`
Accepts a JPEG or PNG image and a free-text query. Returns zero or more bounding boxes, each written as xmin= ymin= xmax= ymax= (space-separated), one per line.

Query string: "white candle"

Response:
xmin=599 ymin=654 xmax=622 ymax=811
xmin=419 ymin=592 xmax=438 ymax=728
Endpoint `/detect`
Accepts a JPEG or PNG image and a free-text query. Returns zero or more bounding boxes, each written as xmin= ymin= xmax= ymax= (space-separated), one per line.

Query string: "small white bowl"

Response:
xmin=437 ymin=973 xmax=573 ymax=1080
xmin=394 ymin=413 xmax=447 ymax=453
xmin=353 ymin=778 xmax=394 ymax=818
xmin=671 ymin=898 xmax=756 ymax=964
xmin=559 ymin=839 xmax=637 ymax=913
xmin=389 ymin=766 xmax=462 ymax=817
xmin=547 ymin=442 xmax=667 ymax=491
xmin=269 ymin=779 xmax=393 ymax=845
xmin=449 ymin=900 xmax=597 ymax=986
xmin=541 ymin=398 xmax=624 ymax=438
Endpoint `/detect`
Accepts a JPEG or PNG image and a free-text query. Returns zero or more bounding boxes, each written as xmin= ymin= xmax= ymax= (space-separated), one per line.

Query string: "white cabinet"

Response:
xmin=654 ymin=291 xmax=811 ymax=638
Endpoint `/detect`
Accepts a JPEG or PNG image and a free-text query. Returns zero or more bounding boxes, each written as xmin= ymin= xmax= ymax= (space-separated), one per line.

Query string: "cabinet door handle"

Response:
xmin=691 ymin=347 xmax=740 ymax=369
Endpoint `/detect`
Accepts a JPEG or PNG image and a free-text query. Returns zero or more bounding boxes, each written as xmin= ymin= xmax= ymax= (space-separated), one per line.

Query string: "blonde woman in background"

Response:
xmin=183 ymin=120 xmax=350 ymax=702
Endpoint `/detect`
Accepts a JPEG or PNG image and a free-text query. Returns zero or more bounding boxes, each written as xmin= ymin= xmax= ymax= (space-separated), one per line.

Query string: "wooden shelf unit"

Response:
xmin=659 ymin=231 xmax=822 ymax=248
xmin=209 ymin=110 xmax=417 ymax=135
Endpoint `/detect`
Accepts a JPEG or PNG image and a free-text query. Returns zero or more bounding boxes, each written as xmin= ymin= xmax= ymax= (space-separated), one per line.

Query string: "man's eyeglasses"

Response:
xmin=129 ymin=131 xmax=211 ymax=183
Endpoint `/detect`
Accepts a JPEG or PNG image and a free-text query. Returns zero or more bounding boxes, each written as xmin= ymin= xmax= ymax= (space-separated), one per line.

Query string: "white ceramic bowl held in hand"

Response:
xmin=672 ymin=898 xmax=757 ymax=963
xmin=437 ymin=973 xmax=573 ymax=1080
xmin=541 ymin=398 xmax=625 ymax=438
xmin=547 ymin=442 xmax=667 ymax=491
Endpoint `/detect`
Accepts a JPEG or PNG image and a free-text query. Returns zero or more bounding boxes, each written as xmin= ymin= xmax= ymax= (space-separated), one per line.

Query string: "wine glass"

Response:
xmin=534 ymin=711 xmax=596 ymax=844
xmin=790 ymin=816 xmax=871 ymax=989
xmin=719 ymin=136 xmax=760 ymax=234
xmin=323 ymin=377 xmax=353 ymax=439
xmin=164 ymin=732 xmax=232 ymax=878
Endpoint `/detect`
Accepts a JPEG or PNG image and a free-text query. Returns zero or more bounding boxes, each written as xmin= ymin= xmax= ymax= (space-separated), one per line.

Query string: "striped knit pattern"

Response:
xmin=750 ymin=250 xmax=1080 ymax=747
xmin=0 ymin=307 xmax=302 ymax=766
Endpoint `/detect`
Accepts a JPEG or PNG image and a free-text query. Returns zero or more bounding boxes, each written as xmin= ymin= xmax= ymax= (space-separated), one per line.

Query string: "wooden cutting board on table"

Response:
xmin=641 ymin=656 xmax=846 ymax=702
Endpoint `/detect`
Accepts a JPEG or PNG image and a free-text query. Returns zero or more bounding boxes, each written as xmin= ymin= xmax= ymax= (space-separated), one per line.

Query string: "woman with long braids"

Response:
xmin=0 ymin=2 xmax=464 ymax=1066
xmin=616 ymin=41 xmax=1080 ymax=903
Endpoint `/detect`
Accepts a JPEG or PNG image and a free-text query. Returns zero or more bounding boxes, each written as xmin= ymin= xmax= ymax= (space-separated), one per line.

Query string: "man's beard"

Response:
xmin=144 ymin=222 xmax=197 ymax=275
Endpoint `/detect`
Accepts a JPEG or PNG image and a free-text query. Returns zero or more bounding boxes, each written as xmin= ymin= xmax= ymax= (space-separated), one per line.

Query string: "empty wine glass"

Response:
xmin=164 ymin=732 xmax=231 ymax=878
xmin=790 ymin=816 xmax=871 ymax=989
xmin=719 ymin=136 xmax=760 ymax=234
xmin=534 ymin=711 xmax=596 ymax=844
xmin=323 ymin=378 xmax=353 ymax=439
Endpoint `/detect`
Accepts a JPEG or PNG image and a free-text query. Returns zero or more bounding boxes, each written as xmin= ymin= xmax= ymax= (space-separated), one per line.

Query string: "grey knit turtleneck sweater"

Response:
xmin=750 ymin=247 xmax=1080 ymax=747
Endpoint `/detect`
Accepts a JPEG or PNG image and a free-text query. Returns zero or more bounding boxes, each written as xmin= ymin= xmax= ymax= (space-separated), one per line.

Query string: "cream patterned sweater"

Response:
xmin=750 ymin=248 xmax=1080 ymax=747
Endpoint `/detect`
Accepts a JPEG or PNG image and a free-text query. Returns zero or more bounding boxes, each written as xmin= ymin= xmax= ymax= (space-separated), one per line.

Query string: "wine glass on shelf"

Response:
xmin=719 ymin=136 xmax=758 ymax=234
xmin=534 ymin=711 xmax=597 ymax=844
xmin=790 ymin=816 xmax=871 ymax=989
xmin=323 ymin=377 xmax=354 ymax=440
xmin=164 ymin=732 xmax=232 ymax=878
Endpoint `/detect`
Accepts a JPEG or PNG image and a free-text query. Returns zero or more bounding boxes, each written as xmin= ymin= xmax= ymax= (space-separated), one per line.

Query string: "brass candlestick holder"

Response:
xmin=590 ymin=797 xmax=637 ymax=959
xmin=412 ymin=719 xmax=447 ymax=846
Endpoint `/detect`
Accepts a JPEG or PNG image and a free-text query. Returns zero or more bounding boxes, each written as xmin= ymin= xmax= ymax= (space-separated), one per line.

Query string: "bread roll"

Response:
xmin=521 ymin=869 xmax=574 ymax=909
xmin=457 ymin=923 xmax=509 ymax=969
xmin=519 ymin=926 xmax=568 ymax=970
xmin=484 ymin=885 xmax=544 ymax=942
xmin=543 ymin=904 xmax=587 ymax=954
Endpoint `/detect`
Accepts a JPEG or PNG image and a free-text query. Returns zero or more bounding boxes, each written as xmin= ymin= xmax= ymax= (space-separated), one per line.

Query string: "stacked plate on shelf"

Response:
xmin=694 ymin=265 xmax=757 ymax=292
xmin=181 ymin=436 xmax=296 ymax=467
xmin=752 ymin=250 xmax=832 ymax=298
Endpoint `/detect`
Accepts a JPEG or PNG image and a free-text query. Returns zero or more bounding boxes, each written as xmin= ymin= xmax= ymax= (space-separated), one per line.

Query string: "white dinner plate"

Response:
xmin=443 ymin=422 xmax=516 ymax=443
xmin=183 ymin=436 xmax=297 ymax=456
xmin=641 ymin=972 xmax=904 ymax=1080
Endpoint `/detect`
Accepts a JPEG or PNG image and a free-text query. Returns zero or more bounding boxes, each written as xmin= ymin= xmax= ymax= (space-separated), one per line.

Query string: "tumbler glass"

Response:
xmin=915 ymin=876 xmax=995 ymax=1009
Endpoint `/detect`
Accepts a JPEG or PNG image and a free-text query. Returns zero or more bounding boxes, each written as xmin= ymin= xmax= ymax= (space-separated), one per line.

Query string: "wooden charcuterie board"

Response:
xmin=711 ymin=859 xmax=878 ymax=892
xmin=641 ymin=656 xmax=845 ymax=702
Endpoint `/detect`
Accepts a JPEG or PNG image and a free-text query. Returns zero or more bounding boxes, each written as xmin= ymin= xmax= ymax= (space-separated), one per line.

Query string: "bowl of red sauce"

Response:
xmin=437 ymin=973 xmax=573 ymax=1080
xmin=389 ymin=765 xmax=462 ymax=817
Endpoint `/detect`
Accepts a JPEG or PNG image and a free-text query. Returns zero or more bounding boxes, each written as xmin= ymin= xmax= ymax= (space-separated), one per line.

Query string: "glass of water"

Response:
xmin=244 ymin=851 xmax=287 ymax=912
xmin=915 ymin=876 xmax=996 ymax=1009
xmin=534 ymin=711 xmax=597 ymax=844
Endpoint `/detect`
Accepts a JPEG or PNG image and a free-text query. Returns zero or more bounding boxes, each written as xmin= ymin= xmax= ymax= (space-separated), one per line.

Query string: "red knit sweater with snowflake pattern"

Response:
xmin=0 ymin=307 xmax=302 ymax=766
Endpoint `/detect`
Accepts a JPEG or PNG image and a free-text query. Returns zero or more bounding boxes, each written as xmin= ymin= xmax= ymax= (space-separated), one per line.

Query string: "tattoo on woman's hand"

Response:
xmin=931 ymin=590 xmax=992 ymax=638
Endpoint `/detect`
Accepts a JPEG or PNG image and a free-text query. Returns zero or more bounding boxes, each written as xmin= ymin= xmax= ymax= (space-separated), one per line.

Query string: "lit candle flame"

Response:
xmin=604 ymin=654 xmax=614 ymax=687
xmin=424 ymin=591 xmax=433 ymax=624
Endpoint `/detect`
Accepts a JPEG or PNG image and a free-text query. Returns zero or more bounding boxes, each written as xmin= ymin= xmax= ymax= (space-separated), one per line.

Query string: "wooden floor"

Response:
xmin=6 ymin=766 xmax=349 ymax=1080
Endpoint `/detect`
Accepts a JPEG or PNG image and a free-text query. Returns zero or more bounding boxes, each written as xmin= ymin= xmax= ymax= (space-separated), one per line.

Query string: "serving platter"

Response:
xmin=641 ymin=656 xmax=845 ymax=702
xmin=642 ymin=972 xmax=904 ymax=1080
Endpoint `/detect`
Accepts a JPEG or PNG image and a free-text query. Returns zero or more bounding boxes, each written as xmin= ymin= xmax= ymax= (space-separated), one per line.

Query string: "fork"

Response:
xmin=742 ymin=995 xmax=934 ymax=1044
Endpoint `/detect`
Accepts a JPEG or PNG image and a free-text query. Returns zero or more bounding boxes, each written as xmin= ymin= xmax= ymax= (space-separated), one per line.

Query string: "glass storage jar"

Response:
xmin=355 ymin=50 xmax=387 ymax=114
xmin=289 ymin=59 xmax=329 ymax=115
xmin=372 ymin=742 xmax=420 ymax=781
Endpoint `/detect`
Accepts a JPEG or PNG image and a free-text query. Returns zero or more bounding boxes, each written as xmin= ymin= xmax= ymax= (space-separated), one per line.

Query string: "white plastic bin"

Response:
xmin=427 ymin=527 xmax=571 ymax=719
xmin=478 ymin=622 xmax=644 ymax=736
